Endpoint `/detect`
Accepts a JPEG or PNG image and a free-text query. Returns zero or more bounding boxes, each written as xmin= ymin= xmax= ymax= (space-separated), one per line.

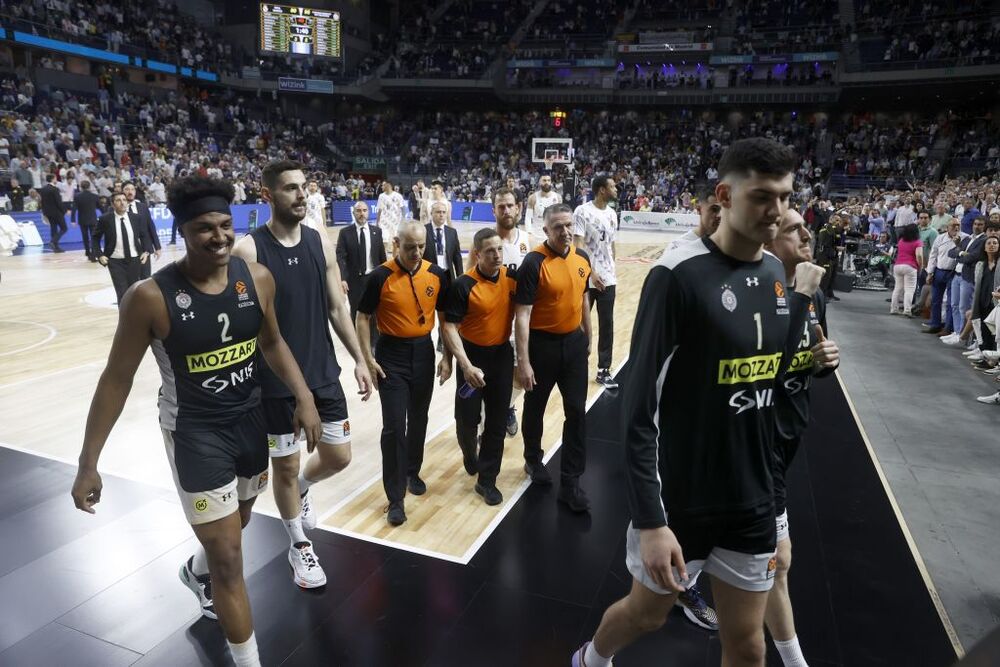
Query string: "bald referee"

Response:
xmin=356 ymin=221 xmax=452 ymax=526
xmin=515 ymin=203 xmax=593 ymax=513
xmin=442 ymin=228 xmax=517 ymax=506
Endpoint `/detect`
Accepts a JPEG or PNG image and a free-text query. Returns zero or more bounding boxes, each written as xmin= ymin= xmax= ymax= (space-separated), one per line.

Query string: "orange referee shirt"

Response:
xmin=515 ymin=243 xmax=591 ymax=334
xmin=444 ymin=266 xmax=517 ymax=346
xmin=358 ymin=258 xmax=448 ymax=338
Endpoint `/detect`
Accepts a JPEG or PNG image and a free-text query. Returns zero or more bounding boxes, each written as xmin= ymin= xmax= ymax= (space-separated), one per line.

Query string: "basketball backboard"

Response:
xmin=531 ymin=137 xmax=573 ymax=164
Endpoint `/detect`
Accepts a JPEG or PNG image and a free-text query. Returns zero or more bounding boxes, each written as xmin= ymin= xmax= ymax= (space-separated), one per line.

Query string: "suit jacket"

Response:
xmin=336 ymin=223 xmax=387 ymax=288
xmin=39 ymin=184 xmax=64 ymax=220
xmin=74 ymin=191 xmax=101 ymax=226
xmin=95 ymin=210 xmax=154 ymax=258
xmin=422 ymin=223 xmax=463 ymax=280
xmin=128 ymin=199 xmax=160 ymax=250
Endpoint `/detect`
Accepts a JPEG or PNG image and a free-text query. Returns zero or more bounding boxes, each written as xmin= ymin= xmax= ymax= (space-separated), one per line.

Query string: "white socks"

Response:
xmin=191 ymin=546 xmax=209 ymax=577
xmin=775 ymin=636 xmax=809 ymax=667
xmin=584 ymin=641 xmax=612 ymax=667
xmin=297 ymin=472 xmax=313 ymax=494
xmin=283 ymin=513 xmax=308 ymax=545
xmin=228 ymin=632 xmax=261 ymax=667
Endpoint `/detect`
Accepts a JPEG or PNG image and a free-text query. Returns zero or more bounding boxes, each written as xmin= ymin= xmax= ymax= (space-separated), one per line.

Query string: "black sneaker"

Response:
xmin=677 ymin=584 xmax=719 ymax=631
xmin=475 ymin=482 xmax=503 ymax=506
xmin=595 ymin=368 xmax=619 ymax=389
xmin=523 ymin=461 xmax=552 ymax=486
xmin=407 ymin=475 xmax=427 ymax=496
xmin=506 ymin=407 xmax=518 ymax=437
xmin=179 ymin=556 xmax=216 ymax=620
xmin=386 ymin=502 xmax=406 ymax=526
xmin=557 ymin=484 xmax=591 ymax=513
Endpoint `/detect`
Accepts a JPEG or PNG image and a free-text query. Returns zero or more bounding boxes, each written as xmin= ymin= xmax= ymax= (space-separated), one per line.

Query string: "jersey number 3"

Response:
xmin=218 ymin=313 xmax=233 ymax=343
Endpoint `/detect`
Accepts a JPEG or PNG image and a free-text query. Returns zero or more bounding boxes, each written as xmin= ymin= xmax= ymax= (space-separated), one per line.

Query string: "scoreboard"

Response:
xmin=260 ymin=3 xmax=341 ymax=58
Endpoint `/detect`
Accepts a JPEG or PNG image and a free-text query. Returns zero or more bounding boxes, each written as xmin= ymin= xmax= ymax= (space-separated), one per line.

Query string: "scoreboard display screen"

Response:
xmin=260 ymin=3 xmax=341 ymax=58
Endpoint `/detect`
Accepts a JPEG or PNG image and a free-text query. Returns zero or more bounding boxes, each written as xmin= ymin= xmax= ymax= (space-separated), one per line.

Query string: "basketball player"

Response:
xmin=572 ymin=138 xmax=824 ymax=667
xmin=71 ymin=176 xmax=322 ymax=667
xmin=303 ymin=180 xmax=328 ymax=233
xmin=421 ymin=179 xmax=451 ymax=224
xmin=232 ymin=160 xmax=373 ymax=590
xmin=763 ymin=208 xmax=840 ymax=667
xmin=376 ymin=179 xmax=405 ymax=255
xmin=468 ymin=187 xmax=534 ymax=437
xmin=525 ymin=174 xmax=561 ymax=233
xmin=573 ymin=174 xmax=619 ymax=389
xmin=668 ymin=183 xmax=722 ymax=251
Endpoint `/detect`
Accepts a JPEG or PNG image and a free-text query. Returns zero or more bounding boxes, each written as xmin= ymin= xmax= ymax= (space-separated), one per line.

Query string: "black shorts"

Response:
xmin=773 ymin=434 xmax=802 ymax=516
xmin=163 ymin=407 xmax=269 ymax=525
xmin=262 ymin=382 xmax=350 ymax=456
xmin=670 ymin=509 xmax=777 ymax=563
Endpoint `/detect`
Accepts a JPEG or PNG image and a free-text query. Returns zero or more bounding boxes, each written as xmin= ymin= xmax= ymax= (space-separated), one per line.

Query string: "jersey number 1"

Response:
xmin=218 ymin=313 xmax=233 ymax=343
xmin=753 ymin=312 xmax=762 ymax=350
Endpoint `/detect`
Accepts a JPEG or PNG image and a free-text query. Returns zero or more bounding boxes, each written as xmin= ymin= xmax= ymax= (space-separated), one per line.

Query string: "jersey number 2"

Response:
xmin=218 ymin=313 xmax=233 ymax=343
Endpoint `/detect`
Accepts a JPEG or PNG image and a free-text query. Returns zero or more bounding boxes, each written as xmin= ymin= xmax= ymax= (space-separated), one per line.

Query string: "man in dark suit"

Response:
xmin=123 ymin=181 xmax=160 ymax=277
xmin=95 ymin=192 xmax=153 ymax=303
xmin=39 ymin=174 xmax=66 ymax=253
xmin=423 ymin=200 xmax=463 ymax=280
xmin=336 ymin=201 xmax=387 ymax=336
xmin=73 ymin=180 xmax=102 ymax=261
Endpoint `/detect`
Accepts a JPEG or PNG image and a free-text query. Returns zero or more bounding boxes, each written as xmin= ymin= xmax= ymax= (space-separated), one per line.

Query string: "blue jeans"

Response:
xmin=929 ymin=270 xmax=952 ymax=328
xmin=960 ymin=277 xmax=975 ymax=330
xmin=949 ymin=273 xmax=965 ymax=333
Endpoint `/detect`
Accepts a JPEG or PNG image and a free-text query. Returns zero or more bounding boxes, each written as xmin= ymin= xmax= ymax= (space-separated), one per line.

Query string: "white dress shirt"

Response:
xmin=431 ymin=223 xmax=449 ymax=272
xmin=927 ymin=232 xmax=965 ymax=273
xmin=356 ymin=223 xmax=374 ymax=274
xmin=110 ymin=214 xmax=140 ymax=260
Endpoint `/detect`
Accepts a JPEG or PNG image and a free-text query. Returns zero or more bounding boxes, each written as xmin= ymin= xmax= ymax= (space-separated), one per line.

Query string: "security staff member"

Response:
xmin=442 ymin=228 xmax=516 ymax=506
xmin=356 ymin=221 xmax=452 ymax=527
xmin=515 ymin=203 xmax=593 ymax=513
xmin=73 ymin=180 xmax=102 ymax=261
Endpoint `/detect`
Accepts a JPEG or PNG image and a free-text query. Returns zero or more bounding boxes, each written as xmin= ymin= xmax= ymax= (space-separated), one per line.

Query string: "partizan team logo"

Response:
xmin=721 ymin=284 xmax=737 ymax=312
xmin=175 ymin=291 xmax=192 ymax=309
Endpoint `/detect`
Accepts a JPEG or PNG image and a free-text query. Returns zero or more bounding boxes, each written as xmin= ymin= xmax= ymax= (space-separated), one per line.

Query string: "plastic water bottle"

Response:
xmin=458 ymin=382 xmax=477 ymax=399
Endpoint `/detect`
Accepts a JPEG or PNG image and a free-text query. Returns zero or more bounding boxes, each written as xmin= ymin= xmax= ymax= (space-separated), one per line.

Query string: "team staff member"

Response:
xmin=124 ymin=181 xmax=160 ymax=278
xmin=357 ymin=221 xmax=452 ymax=526
xmin=763 ymin=209 xmax=840 ymax=667
xmin=574 ymin=139 xmax=823 ymax=667
xmin=573 ymin=174 xmax=619 ymax=389
xmin=515 ymin=203 xmax=593 ymax=513
xmin=234 ymin=160 xmax=373 ymax=590
xmin=39 ymin=174 xmax=66 ymax=252
xmin=72 ymin=176 xmax=322 ymax=667
xmin=96 ymin=192 xmax=154 ymax=303
xmin=442 ymin=228 xmax=517 ymax=506
xmin=336 ymin=200 xmax=387 ymax=347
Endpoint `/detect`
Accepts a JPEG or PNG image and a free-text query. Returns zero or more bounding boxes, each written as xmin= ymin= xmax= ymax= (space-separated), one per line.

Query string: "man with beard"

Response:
xmin=526 ymin=174 xmax=561 ymax=233
xmin=232 ymin=160 xmax=373 ymax=589
xmin=573 ymin=175 xmax=619 ymax=389
xmin=72 ymin=176 xmax=321 ymax=667
xmin=468 ymin=187 xmax=534 ymax=437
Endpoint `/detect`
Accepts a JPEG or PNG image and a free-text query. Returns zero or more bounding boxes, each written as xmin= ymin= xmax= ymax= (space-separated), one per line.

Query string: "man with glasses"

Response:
xmin=356 ymin=221 xmax=453 ymax=526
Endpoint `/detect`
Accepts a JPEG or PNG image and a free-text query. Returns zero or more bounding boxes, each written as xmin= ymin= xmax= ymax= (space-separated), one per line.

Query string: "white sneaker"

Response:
xmin=300 ymin=489 xmax=317 ymax=531
xmin=983 ymin=367 xmax=1000 ymax=375
xmin=940 ymin=333 xmax=959 ymax=344
xmin=976 ymin=392 xmax=1000 ymax=405
xmin=288 ymin=543 xmax=327 ymax=589
xmin=984 ymin=350 xmax=1000 ymax=361
xmin=967 ymin=352 xmax=985 ymax=362
xmin=962 ymin=349 xmax=979 ymax=357
xmin=943 ymin=336 xmax=967 ymax=348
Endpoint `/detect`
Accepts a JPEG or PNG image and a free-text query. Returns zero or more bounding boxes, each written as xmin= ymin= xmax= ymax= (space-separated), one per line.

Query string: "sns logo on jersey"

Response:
xmin=717 ymin=353 xmax=783 ymax=385
xmin=729 ymin=388 xmax=774 ymax=415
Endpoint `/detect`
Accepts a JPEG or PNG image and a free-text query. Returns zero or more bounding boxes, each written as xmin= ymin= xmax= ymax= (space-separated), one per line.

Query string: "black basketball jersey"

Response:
xmin=249 ymin=225 xmax=341 ymax=397
xmin=774 ymin=291 xmax=829 ymax=441
xmin=623 ymin=237 xmax=810 ymax=529
xmin=151 ymin=257 xmax=263 ymax=431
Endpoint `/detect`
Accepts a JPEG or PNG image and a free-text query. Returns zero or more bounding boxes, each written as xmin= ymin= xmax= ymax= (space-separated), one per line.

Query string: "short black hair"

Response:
xmin=900 ymin=223 xmax=920 ymax=242
xmin=46 ymin=174 xmax=55 ymax=182
xmin=696 ymin=182 xmax=717 ymax=202
xmin=986 ymin=219 xmax=1000 ymax=232
xmin=167 ymin=176 xmax=235 ymax=219
xmin=492 ymin=186 xmax=519 ymax=205
xmin=591 ymin=174 xmax=612 ymax=195
xmin=81 ymin=180 xmax=91 ymax=190
xmin=432 ymin=179 xmax=444 ymax=188
xmin=473 ymin=228 xmax=499 ymax=250
xmin=262 ymin=159 xmax=306 ymax=190
xmin=718 ymin=138 xmax=796 ymax=181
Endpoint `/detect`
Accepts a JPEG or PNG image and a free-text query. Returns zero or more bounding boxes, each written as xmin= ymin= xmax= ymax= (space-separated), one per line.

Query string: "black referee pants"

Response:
xmin=588 ymin=285 xmax=615 ymax=370
xmin=455 ymin=339 xmax=514 ymax=486
xmin=522 ymin=328 xmax=588 ymax=487
xmin=375 ymin=334 xmax=435 ymax=504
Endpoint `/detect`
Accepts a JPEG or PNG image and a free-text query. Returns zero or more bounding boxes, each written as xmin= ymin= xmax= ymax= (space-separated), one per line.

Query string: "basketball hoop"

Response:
xmin=542 ymin=157 xmax=554 ymax=174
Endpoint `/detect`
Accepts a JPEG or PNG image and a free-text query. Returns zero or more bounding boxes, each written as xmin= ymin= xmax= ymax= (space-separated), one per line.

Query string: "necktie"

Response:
xmin=358 ymin=225 xmax=367 ymax=274
xmin=436 ymin=227 xmax=444 ymax=255
xmin=120 ymin=216 xmax=132 ymax=259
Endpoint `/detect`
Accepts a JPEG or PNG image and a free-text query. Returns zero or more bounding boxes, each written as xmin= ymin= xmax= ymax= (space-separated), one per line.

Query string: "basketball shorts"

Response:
xmin=162 ymin=407 xmax=269 ymax=525
xmin=625 ymin=513 xmax=777 ymax=595
xmin=263 ymin=382 xmax=350 ymax=457
xmin=776 ymin=510 xmax=790 ymax=542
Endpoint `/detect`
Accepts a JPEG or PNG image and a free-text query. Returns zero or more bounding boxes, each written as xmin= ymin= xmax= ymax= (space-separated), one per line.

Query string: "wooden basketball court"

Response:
xmin=0 ymin=223 xmax=671 ymax=563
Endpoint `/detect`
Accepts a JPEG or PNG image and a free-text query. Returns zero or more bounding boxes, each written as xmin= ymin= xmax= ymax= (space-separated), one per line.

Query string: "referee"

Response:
xmin=442 ymin=228 xmax=517 ymax=506
xmin=356 ymin=221 xmax=452 ymax=527
xmin=515 ymin=203 xmax=593 ymax=513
